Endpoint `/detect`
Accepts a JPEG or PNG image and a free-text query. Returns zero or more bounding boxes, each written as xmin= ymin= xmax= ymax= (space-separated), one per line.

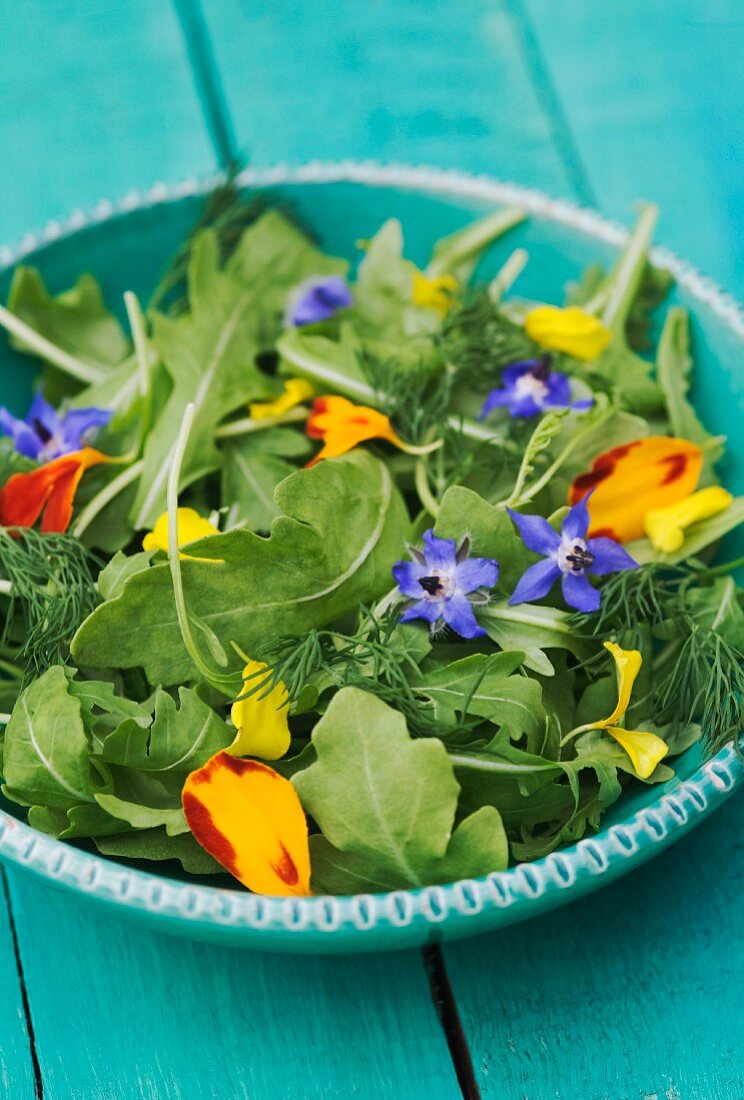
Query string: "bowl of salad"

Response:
xmin=0 ymin=162 xmax=741 ymax=953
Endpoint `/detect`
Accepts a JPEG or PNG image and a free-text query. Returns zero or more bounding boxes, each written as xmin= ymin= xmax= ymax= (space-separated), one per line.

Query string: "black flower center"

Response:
xmin=419 ymin=575 xmax=444 ymax=596
xmin=565 ymin=544 xmax=594 ymax=573
xmin=32 ymin=417 xmax=53 ymax=444
xmin=530 ymin=354 xmax=552 ymax=383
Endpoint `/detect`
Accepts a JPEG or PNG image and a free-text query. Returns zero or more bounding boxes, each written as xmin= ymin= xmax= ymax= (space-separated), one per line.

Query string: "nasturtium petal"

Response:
xmin=524 ymin=305 xmax=611 ymax=360
xmin=605 ymin=727 xmax=669 ymax=780
xmin=142 ymin=507 xmax=219 ymax=556
xmin=643 ymin=486 xmax=733 ymax=554
xmin=0 ymin=447 xmax=110 ymax=533
xmin=182 ymin=751 xmax=311 ymax=896
xmin=568 ymin=436 xmax=703 ymax=542
xmin=230 ymin=661 xmax=291 ymax=761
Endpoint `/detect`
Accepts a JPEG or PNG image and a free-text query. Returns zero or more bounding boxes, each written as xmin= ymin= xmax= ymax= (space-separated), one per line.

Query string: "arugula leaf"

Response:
xmin=656 ymin=307 xmax=721 ymax=459
xmin=94 ymin=827 xmax=223 ymax=874
xmin=294 ymin=687 xmax=508 ymax=892
xmin=220 ymin=427 xmax=310 ymax=531
xmin=411 ymin=653 xmax=545 ymax=739
xmin=480 ymin=602 xmax=589 ymax=677
xmin=7 ymin=267 xmax=129 ymax=368
xmin=97 ymin=551 xmax=153 ymax=601
xmin=435 ymin=485 xmax=533 ymax=590
xmin=353 ymin=220 xmax=414 ymax=340
xmin=2 ymin=665 xmax=106 ymax=811
xmin=72 ymin=452 xmax=409 ymax=684
xmin=132 ymin=212 xmax=346 ymax=527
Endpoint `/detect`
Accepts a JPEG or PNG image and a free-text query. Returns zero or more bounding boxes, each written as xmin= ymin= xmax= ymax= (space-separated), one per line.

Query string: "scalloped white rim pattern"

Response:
xmin=0 ymin=161 xmax=742 ymax=941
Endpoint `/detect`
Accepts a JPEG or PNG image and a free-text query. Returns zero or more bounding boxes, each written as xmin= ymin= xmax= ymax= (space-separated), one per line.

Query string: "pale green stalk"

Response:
xmin=602 ymin=203 xmax=658 ymax=331
xmin=489 ymin=248 xmax=529 ymax=302
xmin=0 ymin=579 xmax=12 ymax=596
xmin=71 ymin=460 xmax=144 ymax=538
xmin=447 ymin=752 xmax=562 ymax=776
xmin=0 ymin=303 xmax=106 ymax=384
xmin=123 ymin=291 xmax=150 ymax=398
xmin=414 ymin=458 xmax=441 ymax=518
xmin=215 ymin=406 xmax=309 ymax=439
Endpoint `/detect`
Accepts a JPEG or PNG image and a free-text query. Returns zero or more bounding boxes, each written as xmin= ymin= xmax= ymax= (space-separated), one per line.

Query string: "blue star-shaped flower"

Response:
xmin=285 ymin=275 xmax=353 ymax=327
xmin=0 ymin=393 xmax=111 ymax=462
xmin=392 ymin=529 xmax=498 ymax=639
xmin=507 ymin=495 xmax=638 ymax=613
xmin=480 ymin=355 xmax=593 ymax=419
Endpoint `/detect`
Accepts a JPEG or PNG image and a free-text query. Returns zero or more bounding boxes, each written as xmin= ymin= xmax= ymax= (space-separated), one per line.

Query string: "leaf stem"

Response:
xmin=448 ymin=751 xmax=561 ymax=775
xmin=0 ymin=579 xmax=12 ymax=596
xmin=0 ymin=303 xmax=107 ymax=384
xmin=414 ymin=459 xmax=440 ymax=518
xmin=215 ymin=406 xmax=309 ymax=439
xmin=71 ymin=460 xmax=144 ymax=539
xmin=489 ymin=248 xmax=529 ymax=302
xmin=123 ymin=291 xmax=150 ymax=398
xmin=602 ymin=203 xmax=658 ymax=333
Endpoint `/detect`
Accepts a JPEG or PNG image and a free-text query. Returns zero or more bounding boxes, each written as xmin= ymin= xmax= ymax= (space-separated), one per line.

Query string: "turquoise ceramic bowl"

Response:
xmin=0 ymin=164 xmax=742 ymax=953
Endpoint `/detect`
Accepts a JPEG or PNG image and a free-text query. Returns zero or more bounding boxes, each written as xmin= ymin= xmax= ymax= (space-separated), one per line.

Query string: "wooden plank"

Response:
xmin=0 ymin=873 xmax=37 ymax=1100
xmin=0 ymin=1 xmax=214 ymax=245
xmin=444 ymin=797 xmax=744 ymax=1099
xmin=522 ymin=0 xmax=744 ymax=290
xmin=5 ymin=869 xmax=461 ymax=1100
xmin=199 ymin=0 xmax=572 ymax=195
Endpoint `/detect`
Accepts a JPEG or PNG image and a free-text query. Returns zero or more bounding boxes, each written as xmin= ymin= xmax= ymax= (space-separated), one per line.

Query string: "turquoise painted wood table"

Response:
xmin=0 ymin=3 xmax=743 ymax=1096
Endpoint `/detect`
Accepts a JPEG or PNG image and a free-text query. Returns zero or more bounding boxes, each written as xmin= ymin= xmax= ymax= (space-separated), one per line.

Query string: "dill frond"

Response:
xmin=359 ymin=348 xmax=453 ymax=444
xmin=251 ymin=607 xmax=478 ymax=739
xmin=0 ymin=528 xmax=100 ymax=682
xmin=440 ymin=289 xmax=537 ymax=390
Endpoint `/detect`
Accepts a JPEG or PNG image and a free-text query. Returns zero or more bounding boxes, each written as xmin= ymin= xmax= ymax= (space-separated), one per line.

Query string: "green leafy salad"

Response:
xmin=0 ymin=185 xmax=742 ymax=897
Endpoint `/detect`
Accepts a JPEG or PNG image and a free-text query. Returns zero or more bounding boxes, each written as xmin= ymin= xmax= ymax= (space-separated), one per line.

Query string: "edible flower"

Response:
xmin=0 ymin=393 xmax=111 ymax=461
xmin=0 ymin=448 xmax=109 ymax=533
xmin=480 ymin=355 xmax=593 ymax=419
xmin=182 ymin=751 xmax=311 ymax=896
xmin=249 ymin=378 xmax=314 ymax=420
xmin=142 ymin=507 xmax=219 ymax=557
xmin=524 ymin=305 xmax=611 ymax=361
xmin=508 ymin=494 xmax=637 ymax=613
xmin=569 ymin=436 xmax=703 ymax=543
xmin=568 ymin=642 xmax=669 ymax=779
xmin=644 ymin=486 xmax=733 ymax=554
xmin=411 ymin=270 xmax=458 ymax=316
xmin=393 ymin=529 xmax=498 ymax=639
xmin=306 ymin=396 xmax=412 ymax=466
xmin=230 ymin=660 xmax=291 ymax=761
xmin=285 ymin=275 xmax=353 ymax=327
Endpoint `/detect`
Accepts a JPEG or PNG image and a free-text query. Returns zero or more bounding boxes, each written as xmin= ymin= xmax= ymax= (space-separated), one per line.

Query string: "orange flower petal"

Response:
xmin=182 ymin=751 xmax=311 ymax=896
xmin=568 ymin=436 xmax=702 ymax=542
xmin=306 ymin=396 xmax=403 ymax=466
xmin=0 ymin=447 xmax=109 ymax=534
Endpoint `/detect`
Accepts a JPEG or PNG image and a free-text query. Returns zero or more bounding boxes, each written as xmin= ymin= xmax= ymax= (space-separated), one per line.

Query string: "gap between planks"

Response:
xmin=1 ymin=869 xmax=43 ymax=1099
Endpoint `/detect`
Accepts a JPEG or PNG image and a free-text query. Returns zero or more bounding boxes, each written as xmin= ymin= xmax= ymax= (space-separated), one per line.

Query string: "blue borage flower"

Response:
xmin=393 ymin=529 xmax=498 ymax=639
xmin=507 ymin=494 xmax=638 ymax=613
xmin=0 ymin=393 xmax=112 ymax=462
xmin=480 ymin=355 xmax=593 ymax=419
xmin=285 ymin=275 xmax=353 ymax=327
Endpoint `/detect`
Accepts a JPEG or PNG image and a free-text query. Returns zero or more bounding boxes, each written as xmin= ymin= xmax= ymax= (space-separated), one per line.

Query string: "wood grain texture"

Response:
xmin=522 ymin=0 xmax=744 ymax=290
xmin=200 ymin=0 xmax=572 ymax=195
xmin=4 ymin=870 xmax=461 ymax=1100
xmin=0 ymin=876 xmax=37 ymax=1100
xmin=0 ymin=1 xmax=213 ymax=245
xmin=444 ymin=796 xmax=744 ymax=1099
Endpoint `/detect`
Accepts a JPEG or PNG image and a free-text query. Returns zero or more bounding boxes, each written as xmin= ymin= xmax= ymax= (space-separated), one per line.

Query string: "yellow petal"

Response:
xmin=644 ymin=486 xmax=733 ymax=554
xmin=602 ymin=641 xmax=642 ymax=727
xmin=606 ymin=727 xmax=669 ymax=779
xmin=183 ymin=751 xmax=311 ymax=896
xmin=411 ymin=271 xmax=458 ymax=316
xmin=142 ymin=507 xmax=219 ymax=556
xmin=525 ymin=305 xmax=612 ymax=360
xmin=569 ymin=436 xmax=703 ymax=542
xmin=230 ymin=660 xmax=291 ymax=761
xmin=249 ymin=378 xmax=315 ymax=420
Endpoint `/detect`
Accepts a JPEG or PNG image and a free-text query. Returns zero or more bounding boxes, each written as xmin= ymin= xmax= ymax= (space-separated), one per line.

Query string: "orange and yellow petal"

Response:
xmin=306 ymin=396 xmax=404 ymax=466
xmin=142 ymin=507 xmax=219 ymax=556
xmin=568 ymin=436 xmax=703 ymax=542
xmin=0 ymin=447 xmax=109 ymax=534
xmin=230 ymin=660 xmax=291 ymax=761
xmin=249 ymin=378 xmax=315 ymax=420
xmin=606 ymin=727 xmax=669 ymax=780
xmin=643 ymin=486 xmax=733 ymax=554
xmin=182 ymin=751 xmax=311 ymax=896
xmin=525 ymin=306 xmax=612 ymax=361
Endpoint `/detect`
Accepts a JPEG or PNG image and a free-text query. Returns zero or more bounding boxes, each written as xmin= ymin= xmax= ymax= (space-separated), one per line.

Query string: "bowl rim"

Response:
xmin=1 ymin=160 xmax=742 ymax=941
